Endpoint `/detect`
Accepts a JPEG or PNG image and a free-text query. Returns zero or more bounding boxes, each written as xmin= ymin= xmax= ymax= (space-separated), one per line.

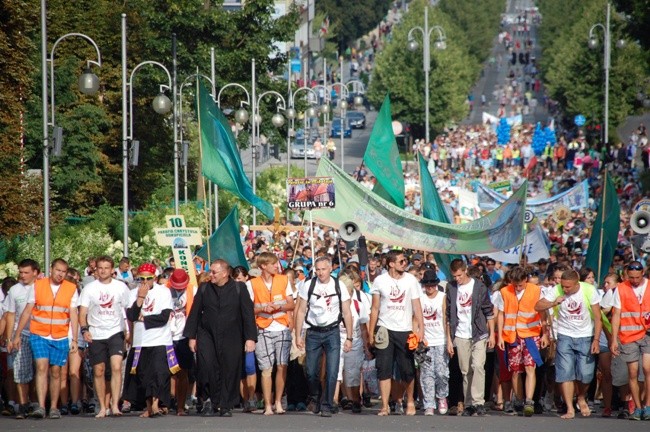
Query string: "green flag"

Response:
xmin=197 ymin=81 xmax=274 ymax=220
xmin=418 ymin=155 xmax=461 ymax=278
xmin=584 ymin=172 xmax=620 ymax=285
xmin=312 ymin=158 xmax=527 ymax=253
xmin=196 ymin=206 xmax=248 ymax=269
xmin=363 ymin=94 xmax=405 ymax=208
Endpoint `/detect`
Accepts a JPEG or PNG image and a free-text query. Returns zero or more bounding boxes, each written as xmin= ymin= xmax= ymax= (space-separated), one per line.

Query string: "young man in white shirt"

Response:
xmin=3 ymin=259 xmax=39 ymax=419
xmin=368 ymin=250 xmax=424 ymax=416
xmin=446 ymin=258 xmax=495 ymax=417
xmin=246 ymin=252 xmax=295 ymax=416
xmin=295 ymin=256 xmax=353 ymax=417
xmin=79 ymin=255 xmax=131 ymax=417
xmin=535 ymin=268 xmax=602 ymax=419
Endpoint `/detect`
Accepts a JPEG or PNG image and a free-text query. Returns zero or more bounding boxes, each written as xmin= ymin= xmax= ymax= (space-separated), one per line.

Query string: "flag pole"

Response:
xmin=309 ymin=210 xmax=316 ymax=278
xmin=196 ymin=79 xmax=211 ymax=261
xmin=596 ymin=173 xmax=607 ymax=285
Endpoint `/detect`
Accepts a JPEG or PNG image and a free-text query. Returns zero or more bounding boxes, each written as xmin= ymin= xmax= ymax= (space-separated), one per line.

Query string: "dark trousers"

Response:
xmin=305 ymin=328 xmax=340 ymax=412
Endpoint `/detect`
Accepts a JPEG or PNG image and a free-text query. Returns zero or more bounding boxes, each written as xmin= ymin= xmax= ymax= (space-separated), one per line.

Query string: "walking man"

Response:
xmin=294 ymin=256 xmax=353 ymax=417
xmin=12 ymin=258 xmax=79 ymax=419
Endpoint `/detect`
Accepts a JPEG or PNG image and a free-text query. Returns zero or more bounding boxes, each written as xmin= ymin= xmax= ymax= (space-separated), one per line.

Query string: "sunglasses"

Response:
xmin=136 ymin=276 xmax=155 ymax=282
xmin=397 ymin=259 xmax=408 ymax=264
xmin=627 ymin=263 xmax=643 ymax=271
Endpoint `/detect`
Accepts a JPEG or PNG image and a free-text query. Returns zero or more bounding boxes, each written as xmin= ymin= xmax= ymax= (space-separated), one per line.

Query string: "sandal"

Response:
xmin=378 ymin=408 xmax=390 ymax=416
xmin=494 ymin=402 xmax=504 ymax=412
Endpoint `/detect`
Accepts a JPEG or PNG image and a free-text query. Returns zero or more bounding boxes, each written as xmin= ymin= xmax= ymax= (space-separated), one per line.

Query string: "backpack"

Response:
xmin=305 ymin=277 xmax=343 ymax=328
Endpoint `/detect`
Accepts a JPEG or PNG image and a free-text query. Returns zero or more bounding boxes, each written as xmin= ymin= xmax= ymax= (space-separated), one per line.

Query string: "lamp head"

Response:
xmin=435 ymin=39 xmax=447 ymax=50
xmin=235 ymin=108 xmax=249 ymax=124
xmin=152 ymin=93 xmax=172 ymax=114
xmin=340 ymin=100 xmax=348 ymax=111
xmin=285 ymin=107 xmax=297 ymax=120
xmin=78 ymin=68 xmax=100 ymax=95
xmin=354 ymin=95 xmax=364 ymax=107
xmin=271 ymin=113 xmax=285 ymax=128
xmin=320 ymin=103 xmax=330 ymax=115
xmin=588 ymin=37 xmax=599 ymax=50
xmin=306 ymin=106 xmax=318 ymax=118
xmin=407 ymin=39 xmax=419 ymax=52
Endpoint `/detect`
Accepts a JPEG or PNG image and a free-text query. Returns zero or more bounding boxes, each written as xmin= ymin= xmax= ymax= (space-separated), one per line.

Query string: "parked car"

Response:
xmin=346 ymin=111 xmax=366 ymax=129
xmin=330 ymin=118 xmax=352 ymax=138
xmin=290 ymin=139 xmax=316 ymax=159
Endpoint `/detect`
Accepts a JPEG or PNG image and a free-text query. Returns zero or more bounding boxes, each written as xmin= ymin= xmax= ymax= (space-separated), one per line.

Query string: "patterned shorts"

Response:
xmin=30 ymin=334 xmax=69 ymax=367
xmin=255 ymin=329 xmax=291 ymax=370
xmin=507 ymin=336 xmax=541 ymax=373
xmin=13 ymin=334 xmax=34 ymax=383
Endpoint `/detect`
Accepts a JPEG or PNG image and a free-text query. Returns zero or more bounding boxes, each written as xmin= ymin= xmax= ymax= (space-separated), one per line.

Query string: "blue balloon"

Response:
xmin=496 ymin=118 xmax=511 ymax=145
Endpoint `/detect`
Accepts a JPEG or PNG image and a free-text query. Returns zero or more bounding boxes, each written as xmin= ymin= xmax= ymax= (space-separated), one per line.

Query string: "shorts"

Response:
xmin=497 ymin=347 xmax=512 ymax=383
xmin=555 ymin=334 xmax=595 ymax=384
xmin=507 ymin=336 xmax=541 ymax=373
xmin=30 ymin=334 xmax=69 ymax=367
xmin=338 ymin=344 xmax=364 ymax=387
xmin=0 ymin=351 xmax=6 ymax=380
xmin=374 ymin=329 xmax=415 ymax=382
xmin=255 ymin=329 xmax=291 ymax=371
xmin=241 ymin=351 xmax=256 ymax=378
xmin=619 ymin=334 xmax=650 ymax=364
xmin=612 ymin=352 xmax=646 ymax=386
xmin=13 ymin=334 xmax=34 ymax=383
xmin=173 ymin=338 xmax=195 ymax=370
xmin=88 ymin=332 xmax=125 ymax=367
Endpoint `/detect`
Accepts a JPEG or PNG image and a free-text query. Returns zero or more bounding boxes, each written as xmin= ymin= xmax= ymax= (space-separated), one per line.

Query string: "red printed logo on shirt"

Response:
xmin=389 ymin=285 xmax=406 ymax=303
xmin=566 ymin=298 xmax=582 ymax=315
xmin=458 ymin=291 xmax=472 ymax=308
xmin=423 ymin=305 xmax=437 ymax=321
xmin=142 ymin=297 xmax=155 ymax=313
xmin=98 ymin=292 xmax=114 ymax=309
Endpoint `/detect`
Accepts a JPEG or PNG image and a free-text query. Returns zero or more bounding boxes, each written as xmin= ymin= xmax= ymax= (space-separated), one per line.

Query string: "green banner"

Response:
xmin=312 ymin=158 xmax=527 ymax=254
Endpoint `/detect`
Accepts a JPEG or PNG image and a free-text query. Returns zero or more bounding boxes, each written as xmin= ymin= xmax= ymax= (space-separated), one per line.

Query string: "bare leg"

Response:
xmin=274 ymin=365 xmax=287 ymax=413
xmin=109 ymin=355 xmax=123 ymax=414
xmin=378 ymin=379 xmax=391 ymax=414
xmin=34 ymin=359 xmax=49 ymax=408
xmin=93 ymin=363 xmax=108 ymax=417
xmin=405 ymin=379 xmax=416 ymax=415
xmin=59 ymin=363 xmax=69 ymax=409
xmin=49 ymin=366 xmax=62 ymax=411
xmin=560 ymin=381 xmax=575 ymax=419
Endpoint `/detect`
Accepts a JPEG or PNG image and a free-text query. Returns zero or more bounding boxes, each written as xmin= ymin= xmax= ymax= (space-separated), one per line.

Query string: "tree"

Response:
xmin=367 ymin=0 xmax=477 ymax=137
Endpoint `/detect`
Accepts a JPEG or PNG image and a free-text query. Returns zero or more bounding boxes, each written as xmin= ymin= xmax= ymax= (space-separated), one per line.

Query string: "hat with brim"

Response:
xmin=374 ymin=326 xmax=389 ymax=350
xmin=169 ymin=268 xmax=190 ymax=290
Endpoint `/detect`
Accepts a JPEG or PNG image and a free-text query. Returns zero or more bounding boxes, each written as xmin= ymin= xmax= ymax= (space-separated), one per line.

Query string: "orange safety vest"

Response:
xmin=618 ymin=279 xmax=650 ymax=345
xmin=251 ymin=275 xmax=290 ymax=329
xmin=30 ymin=278 xmax=77 ymax=339
xmin=502 ymin=283 xmax=542 ymax=343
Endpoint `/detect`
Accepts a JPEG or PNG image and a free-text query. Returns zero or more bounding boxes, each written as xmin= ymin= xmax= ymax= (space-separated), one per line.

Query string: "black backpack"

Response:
xmin=304 ymin=277 xmax=343 ymax=328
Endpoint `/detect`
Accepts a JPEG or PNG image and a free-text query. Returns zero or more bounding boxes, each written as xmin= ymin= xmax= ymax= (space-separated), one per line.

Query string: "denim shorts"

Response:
xmin=555 ymin=334 xmax=595 ymax=384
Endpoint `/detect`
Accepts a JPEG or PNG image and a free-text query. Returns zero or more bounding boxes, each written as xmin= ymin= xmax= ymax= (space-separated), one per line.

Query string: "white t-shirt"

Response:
xmin=4 ymin=282 xmax=33 ymax=337
xmin=339 ymin=295 xmax=369 ymax=350
xmin=421 ymin=291 xmax=446 ymax=347
xmin=132 ymin=284 xmax=173 ymax=347
xmin=170 ymin=286 xmax=197 ymax=341
xmin=79 ymin=279 xmax=131 ymax=340
xmin=370 ymin=272 xmax=421 ymax=332
xmin=299 ymin=277 xmax=351 ymax=328
xmin=246 ymin=277 xmax=293 ymax=332
xmin=27 ymin=282 xmax=79 ymax=341
xmin=611 ymin=279 xmax=649 ymax=309
xmin=543 ymin=284 xmax=601 ymax=337
xmin=454 ymin=279 xmax=475 ymax=339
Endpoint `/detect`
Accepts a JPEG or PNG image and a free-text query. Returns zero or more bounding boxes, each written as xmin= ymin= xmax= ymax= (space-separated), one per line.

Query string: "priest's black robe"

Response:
xmin=183 ymin=278 xmax=257 ymax=409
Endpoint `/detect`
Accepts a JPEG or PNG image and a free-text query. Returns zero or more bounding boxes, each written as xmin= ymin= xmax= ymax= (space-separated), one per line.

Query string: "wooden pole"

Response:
xmin=596 ymin=173 xmax=607 ymax=285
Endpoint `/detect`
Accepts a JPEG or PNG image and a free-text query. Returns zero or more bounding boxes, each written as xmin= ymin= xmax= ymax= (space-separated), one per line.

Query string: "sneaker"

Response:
xmin=307 ymin=400 xmax=320 ymax=415
xmin=462 ymin=405 xmax=476 ymax=416
xmin=474 ymin=405 xmax=488 ymax=416
xmin=504 ymin=401 xmax=515 ymax=415
xmin=630 ymin=408 xmax=643 ymax=421
xmin=393 ymin=403 xmax=404 ymax=415
xmin=296 ymin=402 xmax=307 ymax=411
xmin=60 ymin=404 xmax=68 ymax=415
xmin=70 ymin=402 xmax=81 ymax=415
xmin=320 ymin=409 xmax=332 ymax=417
xmin=617 ymin=408 xmax=629 ymax=419
xmin=437 ymin=398 xmax=448 ymax=415
xmin=424 ymin=408 xmax=434 ymax=416
xmin=643 ymin=406 xmax=650 ymax=420
xmin=49 ymin=408 xmax=61 ymax=419
xmin=15 ymin=404 xmax=27 ymax=420
xmin=242 ymin=400 xmax=255 ymax=413
xmin=30 ymin=406 xmax=46 ymax=419
xmin=601 ymin=407 xmax=612 ymax=418
xmin=2 ymin=404 xmax=15 ymax=416
xmin=523 ymin=400 xmax=534 ymax=417
xmin=351 ymin=402 xmax=362 ymax=414
xmin=362 ymin=394 xmax=373 ymax=408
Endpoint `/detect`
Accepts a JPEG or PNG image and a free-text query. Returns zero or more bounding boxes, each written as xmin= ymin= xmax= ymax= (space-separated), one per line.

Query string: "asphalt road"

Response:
xmin=1 ymin=407 xmax=648 ymax=432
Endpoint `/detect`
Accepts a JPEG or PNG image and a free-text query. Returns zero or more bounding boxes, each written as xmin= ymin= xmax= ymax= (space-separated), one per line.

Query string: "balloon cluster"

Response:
xmin=496 ymin=118 xmax=511 ymax=145
xmin=544 ymin=124 xmax=557 ymax=147
xmin=531 ymin=122 xmax=546 ymax=155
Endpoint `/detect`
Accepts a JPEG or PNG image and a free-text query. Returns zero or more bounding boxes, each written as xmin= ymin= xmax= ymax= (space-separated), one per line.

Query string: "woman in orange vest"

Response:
xmin=246 ymin=252 xmax=295 ymax=416
xmin=609 ymin=261 xmax=650 ymax=420
xmin=496 ymin=266 xmax=548 ymax=417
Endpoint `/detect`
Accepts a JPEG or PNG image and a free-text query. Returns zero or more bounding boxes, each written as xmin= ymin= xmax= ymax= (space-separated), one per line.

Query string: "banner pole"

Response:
xmin=596 ymin=174 xmax=607 ymax=285
xmin=196 ymin=79 xmax=211 ymax=262
xmin=309 ymin=210 xmax=316 ymax=277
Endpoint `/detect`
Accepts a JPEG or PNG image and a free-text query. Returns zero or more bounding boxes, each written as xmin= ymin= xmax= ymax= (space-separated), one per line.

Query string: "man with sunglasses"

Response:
xmin=368 ymin=250 xmax=424 ymax=416
xmin=79 ymin=256 xmax=131 ymax=417
xmin=610 ymin=261 xmax=650 ymax=420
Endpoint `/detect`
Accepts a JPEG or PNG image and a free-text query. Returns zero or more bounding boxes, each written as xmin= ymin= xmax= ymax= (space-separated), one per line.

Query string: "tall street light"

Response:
xmin=122 ymin=14 xmax=172 ymax=257
xmin=407 ymin=6 xmax=446 ymax=145
xmin=287 ymin=86 xmax=318 ymax=175
xmin=588 ymin=2 xmax=625 ymax=145
xmin=251 ymin=59 xmax=286 ymax=225
xmin=333 ymin=62 xmax=366 ymax=172
xmin=179 ymin=73 xmax=214 ymax=205
xmin=42 ymin=0 xmax=102 ymax=274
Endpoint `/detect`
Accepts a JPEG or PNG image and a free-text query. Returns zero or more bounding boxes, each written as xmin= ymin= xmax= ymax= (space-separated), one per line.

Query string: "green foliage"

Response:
xmin=367 ymin=0 xmax=478 ymax=136
xmin=540 ymin=0 xmax=649 ymax=138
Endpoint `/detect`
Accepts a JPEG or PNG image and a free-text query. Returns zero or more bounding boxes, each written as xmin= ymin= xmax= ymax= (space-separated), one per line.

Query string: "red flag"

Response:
xmin=523 ymin=155 xmax=537 ymax=178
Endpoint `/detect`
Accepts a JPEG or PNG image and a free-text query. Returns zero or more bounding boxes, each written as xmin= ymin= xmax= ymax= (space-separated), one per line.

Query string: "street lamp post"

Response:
xmin=588 ymin=2 xmax=625 ymax=145
xmin=286 ymin=87 xmax=318 ymax=175
xmin=332 ymin=73 xmax=366 ymax=172
xmin=42 ymin=0 xmax=102 ymax=274
xmin=407 ymin=6 xmax=446 ymax=145
xmin=122 ymin=14 xmax=172 ymax=257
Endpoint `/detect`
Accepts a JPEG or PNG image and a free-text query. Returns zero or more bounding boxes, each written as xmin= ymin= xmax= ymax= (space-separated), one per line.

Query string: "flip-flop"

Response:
xmin=378 ymin=409 xmax=390 ymax=416
xmin=177 ymin=411 xmax=188 ymax=416
xmin=150 ymin=411 xmax=162 ymax=418
xmin=111 ymin=411 xmax=123 ymax=417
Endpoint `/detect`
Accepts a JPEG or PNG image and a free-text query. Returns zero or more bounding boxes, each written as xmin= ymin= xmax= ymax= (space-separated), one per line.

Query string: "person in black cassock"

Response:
xmin=184 ymin=259 xmax=257 ymax=417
